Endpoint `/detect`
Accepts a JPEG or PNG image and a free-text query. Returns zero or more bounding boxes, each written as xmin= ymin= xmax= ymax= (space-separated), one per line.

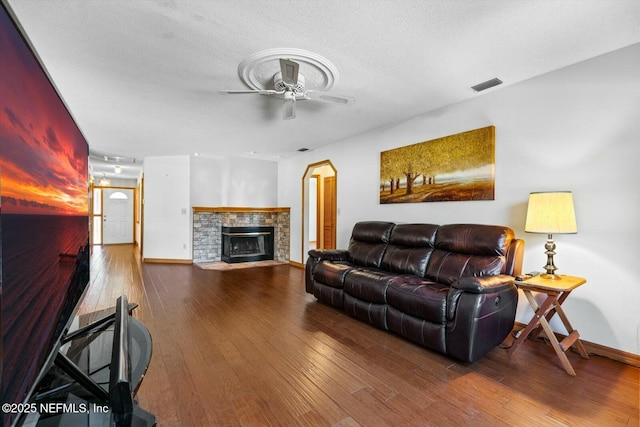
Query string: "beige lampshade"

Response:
xmin=525 ymin=191 xmax=577 ymax=234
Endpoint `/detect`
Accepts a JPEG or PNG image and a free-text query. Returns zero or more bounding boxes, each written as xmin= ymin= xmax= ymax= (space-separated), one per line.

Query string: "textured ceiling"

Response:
xmin=6 ymin=0 xmax=640 ymax=180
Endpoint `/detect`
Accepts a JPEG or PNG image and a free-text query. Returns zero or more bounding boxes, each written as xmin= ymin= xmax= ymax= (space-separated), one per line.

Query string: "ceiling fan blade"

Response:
xmin=279 ymin=58 xmax=299 ymax=86
xmin=219 ymin=89 xmax=281 ymax=95
xmin=283 ymin=97 xmax=296 ymax=120
xmin=305 ymin=90 xmax=355 ymax=105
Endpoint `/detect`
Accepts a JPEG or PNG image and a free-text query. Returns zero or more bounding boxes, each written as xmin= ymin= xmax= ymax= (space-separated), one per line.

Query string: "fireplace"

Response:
xmin=192 ymin=207 xmax=290 ymax=263
xmin=221 ymin=226 xmax=275 ymax=263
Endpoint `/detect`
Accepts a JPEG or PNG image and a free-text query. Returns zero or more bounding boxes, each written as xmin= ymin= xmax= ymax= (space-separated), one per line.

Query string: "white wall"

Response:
xmin=105 ymin=177 xmax=138 ymax=187
xmin=143 ymin=155 xmax=192 ymax=260
xmin=144 ymin=155 xmax=279 ymax=261
xmin=190 ymin=155 xmax=224 ymax=207
xmin=278 ymin=43 xmax=640 ymax=355
xmin=190 ymin=155 xmax=278 ymax=207
xmin=226 ymin=157 xmax=278 ymax=206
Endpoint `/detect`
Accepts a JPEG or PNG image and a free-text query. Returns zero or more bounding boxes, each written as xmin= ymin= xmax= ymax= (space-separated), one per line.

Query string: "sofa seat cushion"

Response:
xmin=313 ymin=261 xmax=354 ymax=289
xmin=343 ymin=268 xmax=397 ymax=303
xmin=386 ymin=279 xmax=449 ymax=324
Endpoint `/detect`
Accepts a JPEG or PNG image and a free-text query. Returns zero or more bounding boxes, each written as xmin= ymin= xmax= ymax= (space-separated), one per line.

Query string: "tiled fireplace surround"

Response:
xmin=192 ymin=207 xmax=290 ymax=263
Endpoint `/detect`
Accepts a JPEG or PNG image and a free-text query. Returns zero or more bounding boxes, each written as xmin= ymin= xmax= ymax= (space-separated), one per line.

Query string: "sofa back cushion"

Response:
xmin=381 ymin=224 xmax=438 ymax=276
xmin=425 ymin=224 xmax=514 ymax=285
xmin=347 ymin=221 xmax=395 ymax=268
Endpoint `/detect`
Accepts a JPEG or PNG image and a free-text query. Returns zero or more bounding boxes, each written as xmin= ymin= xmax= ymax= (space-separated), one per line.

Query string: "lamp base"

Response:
xmin=541 ymin=234 xmax=562 ymax=279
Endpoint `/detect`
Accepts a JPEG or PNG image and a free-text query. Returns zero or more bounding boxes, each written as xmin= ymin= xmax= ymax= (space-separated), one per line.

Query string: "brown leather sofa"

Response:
xmin=305 ymin=221 xmax=524 ymax=362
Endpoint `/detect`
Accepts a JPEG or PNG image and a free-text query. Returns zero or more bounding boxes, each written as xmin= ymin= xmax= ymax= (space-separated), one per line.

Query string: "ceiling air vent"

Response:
xmin=471 ymin=78 xmax=503 ymax=92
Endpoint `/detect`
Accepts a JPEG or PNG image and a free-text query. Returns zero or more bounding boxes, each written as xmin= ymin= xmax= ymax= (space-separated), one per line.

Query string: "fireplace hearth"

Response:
xmin=221 ymin=226 xmax=275 ymax=263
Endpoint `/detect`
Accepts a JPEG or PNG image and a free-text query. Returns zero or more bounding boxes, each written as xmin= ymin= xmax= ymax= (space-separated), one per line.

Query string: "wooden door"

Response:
xmin=323 ymin=176 xmax=336 ymax=249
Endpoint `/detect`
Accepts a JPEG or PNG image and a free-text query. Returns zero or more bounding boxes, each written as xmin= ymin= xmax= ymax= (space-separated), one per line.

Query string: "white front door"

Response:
xmin=103 ymin=188 xmax=134 ymax=244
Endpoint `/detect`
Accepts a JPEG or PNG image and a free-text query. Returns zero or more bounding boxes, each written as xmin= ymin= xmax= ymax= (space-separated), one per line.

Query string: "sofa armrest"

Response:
xmin=453 ymin=274 xmax=515 ymax=294
xmin=305 ymin=249 xmax=350 ymax=294
xmin=446 ymin=282 xmax=518 ymax=362
xmin=308 ymin=249 xmax=350 ymax=262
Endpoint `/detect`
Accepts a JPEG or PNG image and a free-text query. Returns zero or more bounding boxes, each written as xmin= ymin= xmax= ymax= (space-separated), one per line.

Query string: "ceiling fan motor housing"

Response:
xmin=274 ymin=72 xmax=306 ymax=93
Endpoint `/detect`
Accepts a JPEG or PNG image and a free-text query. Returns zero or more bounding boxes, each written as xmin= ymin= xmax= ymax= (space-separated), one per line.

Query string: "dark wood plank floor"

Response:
xmin=82 ymin=245 xmax=640 ymax=427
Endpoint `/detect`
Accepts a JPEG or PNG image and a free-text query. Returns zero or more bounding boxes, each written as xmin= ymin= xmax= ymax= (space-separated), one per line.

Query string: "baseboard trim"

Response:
xmin=143 ymin=258 xmax=192 ymax=265
xmin=514 ymin=322 xmax=639 ymax=367
xmin=289 ymin=260 xmax=304 ymax=269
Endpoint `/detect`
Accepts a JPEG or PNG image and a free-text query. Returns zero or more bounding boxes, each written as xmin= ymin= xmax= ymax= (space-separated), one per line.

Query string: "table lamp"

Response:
xmin=524 ymin=191 xmax=577 ymax=279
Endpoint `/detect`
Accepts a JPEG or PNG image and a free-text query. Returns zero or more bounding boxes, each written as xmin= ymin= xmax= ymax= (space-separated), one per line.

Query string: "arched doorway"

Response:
xmin=301 ymin=160 xmax=337 ymax=264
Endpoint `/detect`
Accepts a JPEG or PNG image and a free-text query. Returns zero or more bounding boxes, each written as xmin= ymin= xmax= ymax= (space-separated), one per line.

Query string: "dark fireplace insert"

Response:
xmin=221 ymin=226 xmax=275 ymax=263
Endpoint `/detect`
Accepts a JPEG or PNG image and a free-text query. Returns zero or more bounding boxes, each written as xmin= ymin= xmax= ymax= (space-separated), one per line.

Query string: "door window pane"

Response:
xmin=109 ymin=191 xmax=128 ymax=200
xmin=93 ymin=216 xmax=102 ymax=244
xmin=93 ymin=188 xmax=102 ymax=215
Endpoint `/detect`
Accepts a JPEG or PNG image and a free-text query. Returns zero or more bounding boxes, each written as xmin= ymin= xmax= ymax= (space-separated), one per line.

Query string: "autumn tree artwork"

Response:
xmin=380 ymin=126 xmax=495 ymax=203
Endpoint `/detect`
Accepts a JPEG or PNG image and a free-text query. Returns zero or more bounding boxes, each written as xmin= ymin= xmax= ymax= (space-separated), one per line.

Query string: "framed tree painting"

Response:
xmin=380 ymin=126 xmax=495 ymax=204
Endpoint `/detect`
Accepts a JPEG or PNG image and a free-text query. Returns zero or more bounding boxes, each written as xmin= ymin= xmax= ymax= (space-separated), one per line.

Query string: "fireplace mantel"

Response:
xmin=193 ymin=206 xmax=290 ymax=213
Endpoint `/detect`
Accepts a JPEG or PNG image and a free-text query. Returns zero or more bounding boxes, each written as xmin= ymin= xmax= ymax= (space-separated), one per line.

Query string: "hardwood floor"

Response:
xmin=82 ymin=245 xmax=639 ymax=426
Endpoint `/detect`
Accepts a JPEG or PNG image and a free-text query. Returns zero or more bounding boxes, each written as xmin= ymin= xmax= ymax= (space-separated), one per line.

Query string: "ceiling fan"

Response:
xmin=220 ymin=59 xmax=354 ymax=120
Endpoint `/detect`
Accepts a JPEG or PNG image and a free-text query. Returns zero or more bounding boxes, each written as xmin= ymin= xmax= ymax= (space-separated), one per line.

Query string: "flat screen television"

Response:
xmin=1 ymin=2 xmax=90 ymax=427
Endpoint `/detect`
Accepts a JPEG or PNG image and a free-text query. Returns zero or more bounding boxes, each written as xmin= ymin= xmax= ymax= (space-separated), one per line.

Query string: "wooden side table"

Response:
xmin=508 ymin=274 xmax=589 ymax=376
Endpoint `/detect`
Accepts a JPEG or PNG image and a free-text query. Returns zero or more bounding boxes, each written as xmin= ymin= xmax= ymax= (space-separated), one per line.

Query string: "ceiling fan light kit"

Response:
xmin=221 ymin=48 xmax=354 ymax=119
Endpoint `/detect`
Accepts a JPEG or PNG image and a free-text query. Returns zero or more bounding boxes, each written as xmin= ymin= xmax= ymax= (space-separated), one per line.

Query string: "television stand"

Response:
xmin=17 ymin=295 xmax=156 ymax=427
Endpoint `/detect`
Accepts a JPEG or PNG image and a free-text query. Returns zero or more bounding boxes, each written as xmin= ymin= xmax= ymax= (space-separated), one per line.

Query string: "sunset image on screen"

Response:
xmin=0 ymin=12 xmax=88 ymax=216
xmin=1 ymin=7 xmax=90 ymax=423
